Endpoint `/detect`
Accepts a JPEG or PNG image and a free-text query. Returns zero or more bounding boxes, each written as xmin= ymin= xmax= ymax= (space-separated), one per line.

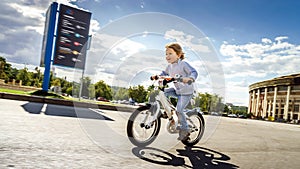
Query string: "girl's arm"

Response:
xmin=183 ymin=61 xmax=198 ymax=82
xmin=151 ymin=66 xmax=169 ymax=80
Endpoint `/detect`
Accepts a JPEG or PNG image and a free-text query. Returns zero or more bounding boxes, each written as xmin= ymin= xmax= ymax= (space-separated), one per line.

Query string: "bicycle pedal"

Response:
xmin=160 ymin=113 xmax=168 ymax=119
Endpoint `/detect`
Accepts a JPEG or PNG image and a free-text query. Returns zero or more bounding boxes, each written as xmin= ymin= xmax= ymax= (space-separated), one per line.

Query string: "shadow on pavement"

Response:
xmin=132 ymin=146 xmax=239 ymax=169
xmin=21 ymin=102 xmax=114 ymax=121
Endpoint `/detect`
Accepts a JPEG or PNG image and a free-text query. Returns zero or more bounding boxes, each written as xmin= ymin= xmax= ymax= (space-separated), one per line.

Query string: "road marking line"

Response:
xmin=40 ymin=103 xmax=47 ymax=115
xmin=89 ymin=108 xmax=114 ymax=120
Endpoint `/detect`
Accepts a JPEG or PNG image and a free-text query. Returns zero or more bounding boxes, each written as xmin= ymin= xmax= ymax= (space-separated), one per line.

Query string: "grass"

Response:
xmin=0 ymin=88 xmax=64 ymax=99
xmin=0 ymin=87 xmax=132 ymax=107
xmin=0 ymin=88 xmax=32 ymax=95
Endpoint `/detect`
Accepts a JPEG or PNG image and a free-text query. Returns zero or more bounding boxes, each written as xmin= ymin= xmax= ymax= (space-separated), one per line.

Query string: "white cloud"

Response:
xmin=164 ymin=29 xmax=211 ymax=53
xmin=6 ymin=1 xmax=53 ymax=35
xmin=220 ymin=36 xmax=300 ymax=79
xmin=163 ymin=29 xmax=226 ymax=99
xmin=274 ymin=36 xmax=288 ymax=43
xmin=219 ymin=36 xmax=300 ymax=105
xmin=90 ymin=19 xmax=100 ymax=34
xmin=261 ymin=38 xmax=272 ymax=44
xmin=0 ymin=33 xmax=5 ymax=41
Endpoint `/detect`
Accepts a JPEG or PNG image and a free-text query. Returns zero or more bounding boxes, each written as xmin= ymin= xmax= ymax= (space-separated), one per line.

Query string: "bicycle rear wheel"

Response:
xmin=181 ymin=111 xmax=205 ymax=146
xmin=127 ymin=106 xmax=161 ymax=147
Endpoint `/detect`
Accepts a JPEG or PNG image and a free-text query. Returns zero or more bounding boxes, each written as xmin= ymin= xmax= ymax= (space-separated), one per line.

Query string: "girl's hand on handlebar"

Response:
xmin=150 ymin=75 xmax=172 ymax=81
xmin=181 ymin=77 xmax=194 ymax=84
xmin=151 ymin=75 xmax=194 ymax=84
xmin=163 ymin=76 xmax=173 ymax=81
xmin=150 ymin=75 xmax=159 ymax=80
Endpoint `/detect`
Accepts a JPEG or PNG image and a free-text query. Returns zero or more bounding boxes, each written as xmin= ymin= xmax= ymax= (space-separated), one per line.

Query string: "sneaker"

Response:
xmin=177 ymin=130 xmax=190 ymax=141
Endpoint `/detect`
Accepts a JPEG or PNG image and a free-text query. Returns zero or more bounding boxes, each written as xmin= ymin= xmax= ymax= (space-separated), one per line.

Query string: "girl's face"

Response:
xmin=165 ymin=48 xmax=180 ymax=63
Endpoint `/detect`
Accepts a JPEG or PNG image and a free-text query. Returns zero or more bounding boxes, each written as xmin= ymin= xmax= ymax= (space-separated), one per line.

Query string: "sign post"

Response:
xmin=41 ymin=2 xmax=58 ymax=92
xmin=40 ymin=3 xmax=91 ymax=93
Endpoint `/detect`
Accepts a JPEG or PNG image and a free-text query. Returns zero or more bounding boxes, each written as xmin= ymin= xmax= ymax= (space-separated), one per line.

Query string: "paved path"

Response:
xmin=0 ymin=98 xmax=300 ymax=169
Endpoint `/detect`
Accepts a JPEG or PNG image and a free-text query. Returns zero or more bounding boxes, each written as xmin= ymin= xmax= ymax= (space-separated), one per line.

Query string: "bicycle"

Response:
xmin=127 ymin=75 xmax=205 ymax=147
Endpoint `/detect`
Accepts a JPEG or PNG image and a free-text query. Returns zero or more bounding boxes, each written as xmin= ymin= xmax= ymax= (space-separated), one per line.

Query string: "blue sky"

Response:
xmin=82 ymin=0 xmax=300 ymax=44
xmin=1 ymin=0 xmax=300 ymax=106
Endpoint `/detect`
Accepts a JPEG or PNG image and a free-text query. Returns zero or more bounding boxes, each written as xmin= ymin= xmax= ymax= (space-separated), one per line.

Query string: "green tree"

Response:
xmin=128 ymin=85 xmax=148 ymax=103
xmin=0 ymin=60 xmax=6 ymax=79
xmin=72 ymin=81 xmax=80 ymax=98
xmin=224 ymin=104 xmax=231 ymax=113
xmin=52 ymin=79 xmax=61 ymax=86
xmin=59 ymin=77 xmax=72 ymax=94
xmin=231 ymin=105 xmax=248 ymax=115
xmin=94 ymin=80 xmax=112 ymax=100
xmin=8 ymin=68 xmax=19 ymax=80
xmin=66 ymin=86 xmax=73 ymax=96
xmin=194 ymin=92 xmax=223 ymax=113
xmin=32 ymin=67 xmax=42 ymax=87
xmin=16 ymin=67 xmax=31 ymax=86
xmin=210 ymin=94 xmax=223 ymax=112
xmin=0 ymin=62 xmax=7 ymax=79
xmin=88 ymin=84 xmax=95 ymax=99
xmin=80 ymin=76 xmax=92 ymax=97
xmin=196 ymin=93 xmax=211 ymax=112
xmin=0 ymin=56 xmax=14 ymax=80
xmin=113 ymin=87 xmax=129 ymax=101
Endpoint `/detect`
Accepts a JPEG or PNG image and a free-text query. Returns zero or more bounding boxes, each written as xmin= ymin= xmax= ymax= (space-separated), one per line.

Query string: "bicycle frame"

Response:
xmin=147 ymin=80 xmax=181 ymax=126
xmin=127 ymin=77 xmax=205 ymax=147
xmin=148 ymin=79 xmax=201 ymax=132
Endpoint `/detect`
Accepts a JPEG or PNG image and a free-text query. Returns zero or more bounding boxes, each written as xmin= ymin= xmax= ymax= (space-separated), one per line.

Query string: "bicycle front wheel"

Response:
xmin=127 ymin=106 xmax=161 ymax=147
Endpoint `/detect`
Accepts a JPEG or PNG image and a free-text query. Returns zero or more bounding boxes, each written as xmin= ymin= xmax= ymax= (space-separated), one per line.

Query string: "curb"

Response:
xmin=0 ymin=92 xmax=136 ymax=113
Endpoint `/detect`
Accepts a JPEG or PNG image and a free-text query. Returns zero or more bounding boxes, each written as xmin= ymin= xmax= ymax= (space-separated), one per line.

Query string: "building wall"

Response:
xmin=248 ymin=74 xmax=300 ymax=122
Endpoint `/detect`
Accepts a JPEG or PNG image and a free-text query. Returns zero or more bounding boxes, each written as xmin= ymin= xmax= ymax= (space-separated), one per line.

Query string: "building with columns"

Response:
xmin=248 ymin=73 xmax=300 ymax=122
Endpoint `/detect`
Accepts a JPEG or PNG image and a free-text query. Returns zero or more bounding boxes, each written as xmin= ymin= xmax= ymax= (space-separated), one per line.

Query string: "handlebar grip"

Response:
xmin=150 ymin=75 xmax=159 ymax=80
xmin=177 ymin=77 xmax=193 ymax=85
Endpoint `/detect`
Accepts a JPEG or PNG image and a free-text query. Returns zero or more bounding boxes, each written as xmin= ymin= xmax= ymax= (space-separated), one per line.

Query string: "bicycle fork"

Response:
xmin=140 ymin=102 xmax=160 ymax=129
xmin=157 ymin=91 xmax=182 ymax=133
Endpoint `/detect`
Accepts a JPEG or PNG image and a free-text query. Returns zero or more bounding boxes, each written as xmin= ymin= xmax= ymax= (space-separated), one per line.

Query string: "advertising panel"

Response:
xmin=53 ymin=4 xmax=91 ymax=69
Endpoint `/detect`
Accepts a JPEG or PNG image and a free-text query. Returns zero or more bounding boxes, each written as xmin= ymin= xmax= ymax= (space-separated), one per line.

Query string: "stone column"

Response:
xmin=262 ymin=87 xmax=268 ymax=118
xmin=251 ymin=90 xmax=256 ymax=114
xmin=267 ymin=100 xmax=271 ymax=117
xmin=248 ymin=91 xmax=252 ymax=114
xmin=255 ymin=89 xmax=260 ymax=117
xmin=278 ymin=100 xmax=282 ymax=119
xmin=291 ymin=98 xmax=295 ymax=120
xmin=272 ymin=87 xmax=277 ymax=118
xmin=284 ymin=86 xmax=291 ymax=120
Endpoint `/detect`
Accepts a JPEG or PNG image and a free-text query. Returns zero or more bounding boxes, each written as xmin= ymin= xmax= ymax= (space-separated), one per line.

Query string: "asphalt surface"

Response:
xmin=0 ymin=98 xmax=300 ymax=169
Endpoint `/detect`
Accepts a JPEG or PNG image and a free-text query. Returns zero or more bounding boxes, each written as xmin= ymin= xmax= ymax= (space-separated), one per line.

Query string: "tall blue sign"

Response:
xmin=41 ymin=2 xmax=58 ymax=92
xmin=40 ymin=3 xmax=91 ymax=92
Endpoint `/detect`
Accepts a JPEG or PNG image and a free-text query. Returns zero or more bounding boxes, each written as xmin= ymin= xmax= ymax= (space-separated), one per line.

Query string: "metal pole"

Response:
xmin=42 ymin=2 xmax=58 ymax=92
xmin=78 ymin=35 xmax=91 ymax=100
xmin=78 ymin=68 xmax=84 ymax=101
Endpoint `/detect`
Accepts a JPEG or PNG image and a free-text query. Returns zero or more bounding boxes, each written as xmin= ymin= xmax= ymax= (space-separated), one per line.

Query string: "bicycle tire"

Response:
xmin=127 ymin=105 xmax=161 ymax=147
xmin=181 ymin=111 xmax=205 ymax=147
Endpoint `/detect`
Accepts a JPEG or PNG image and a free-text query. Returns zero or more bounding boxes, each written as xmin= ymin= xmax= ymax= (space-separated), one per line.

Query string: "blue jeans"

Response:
xmin=164 ymin=88 xmax=193 ymax=131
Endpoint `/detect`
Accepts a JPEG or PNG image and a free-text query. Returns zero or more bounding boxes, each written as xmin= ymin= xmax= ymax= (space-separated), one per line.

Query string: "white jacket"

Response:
xmin=160 ymin=59 xmax=198 ymax=95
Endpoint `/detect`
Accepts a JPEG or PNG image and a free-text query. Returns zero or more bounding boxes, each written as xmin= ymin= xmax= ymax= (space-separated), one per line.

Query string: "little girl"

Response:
xmin=152 ymin=42 xmax=198 ymax=140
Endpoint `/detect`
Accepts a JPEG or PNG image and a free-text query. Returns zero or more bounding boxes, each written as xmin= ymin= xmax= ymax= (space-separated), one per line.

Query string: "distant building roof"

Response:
xmin=249 ymin=73 xmax=300 ymax=91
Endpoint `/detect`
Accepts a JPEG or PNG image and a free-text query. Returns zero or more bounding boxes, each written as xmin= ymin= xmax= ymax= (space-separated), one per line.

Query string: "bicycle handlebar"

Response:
xmin=150 ymin=75 xmax=193 ymax=85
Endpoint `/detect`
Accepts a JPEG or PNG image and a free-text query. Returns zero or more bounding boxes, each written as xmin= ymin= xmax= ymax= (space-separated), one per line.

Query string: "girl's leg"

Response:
xmin=164 ymin=88 xmax=177 ymax=98
xmin=176 ymin=94 xmax=193 ymax=131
